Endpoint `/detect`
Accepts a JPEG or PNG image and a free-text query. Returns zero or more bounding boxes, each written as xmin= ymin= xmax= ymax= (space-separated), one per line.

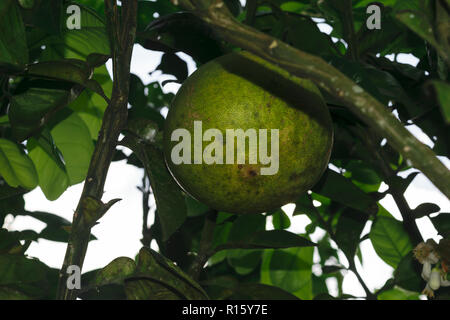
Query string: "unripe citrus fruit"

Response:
xmin=163 ymin=51 xmax=333 ymax=214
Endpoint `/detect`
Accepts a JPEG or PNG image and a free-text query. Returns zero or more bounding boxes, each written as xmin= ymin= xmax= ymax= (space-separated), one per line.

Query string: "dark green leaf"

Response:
xmin=261 ymin=246 xmax=314 ymax=299
xmin=428 ymin=81 xmax=450 ymax=124
xmin=312 ymin=169 xmax=377 ymax=214
xmin=334 ymin=208 xmax=369 ymax=258
xmin=8 ymin=80 xmax=83 ymax=141
xmin=394 ymin=252 xmax=423 ymax=292
xmin=154 ymin=52 xmax=188 ymax=83
xmin=370 ymin=216 xmax=413 ymax=268
xmin=27 ymin=130 xmax=69 ymax=200
xmin=412 ymin=203 xmax=440 ymax=219
xmin=217 ymin=230 xmax=315 ymax=251
xmin=271 ymin=208 xmax=291 ymax=229
xmin=129 ymin=247 xmax=208 ymax=300
xmin=95 ymin=257 xmax=136 ymax=286
xmin=228 ymin=283 xmax=299 ymax=300
xmin=0 ymin=0 xmax=28 ymax=70
xmin=431 ymin=213 xmax=450 ymax=237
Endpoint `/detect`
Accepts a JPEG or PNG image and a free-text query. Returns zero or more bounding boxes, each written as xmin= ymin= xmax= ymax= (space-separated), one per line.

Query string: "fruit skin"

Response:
xmin=163 ymin=51 xmax=333 ymax=214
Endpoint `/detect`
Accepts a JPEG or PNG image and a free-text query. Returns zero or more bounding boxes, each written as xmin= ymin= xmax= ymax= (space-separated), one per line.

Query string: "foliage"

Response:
xmin=0 ymin=0 xmax=448 ymax=300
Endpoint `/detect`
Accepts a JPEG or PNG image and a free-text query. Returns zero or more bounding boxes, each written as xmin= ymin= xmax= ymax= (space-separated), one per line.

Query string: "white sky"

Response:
xmin=4 ymin=29 xmax=450 ymax=299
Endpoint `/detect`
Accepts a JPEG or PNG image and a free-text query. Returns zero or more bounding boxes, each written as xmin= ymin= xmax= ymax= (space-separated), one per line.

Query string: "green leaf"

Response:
xmin=95 ymin=257 xmax=136 ymax=286
xmin=40 ymin=3 xmax=110 ymax=61
xmin=430 ymin=213 xmax=450 ymax=238
xmin=0 ymin=228 xmax=38 ymax=254
xmin=377 ymin=287 xmax=420 ymax=300
xmin=0 ymin=254 xmax=58 ymax=299
xmin=20 ymin=0 xmax=62 ymax=36
xmin=370 ymin=216 xmax=413 ymax=268
xmin=69 ymin=65 xmax=112 ymax=139
xmin=27 ymin=131 xmax=69 ymax=200
xmin=0 ymin=254 xmax=47 ymax=285
xmin=271 ymin=208 xmax=291 ymax=229
xmin=227 ymin=249 xmax=262 ymax=275
xmin=334 ymin=208 xmax=369 ymax=258
xmin=8 ymin=80 xmax=82 ymax=141
xmin=429 ymin=81 xmax=450 ymax=124
xmin=312 ymin=169 xmax=377 ymax=214
xmin=49 ymin=109 xmax=94 ymax=185
xmin=154 ymin=52 xmax=188 ymax=83
xmin=27 ymin=59 xmax=109 ymax=101
xmin=0 ymin=138 xmax=38 ymax=189
xmin=15 ymin=210 xmax=97 ymax=243
xmin=227 ymin=283 xmax=300 ymax=300
xmin=396 ymin=10 xmax=446 ymax=61
xmin=394 ymin=252 xmax=423 ymax=292
xmin=185 ymin=195 xmax=210 ymax=217
xmin=412 ymin=203 xmax=440 ymax=219
xmin=140 ymin=12 xmax=224 ymax=64
xmin=0 ymin=0 xmax=28 ymax=70
xmin=261 ymin=246 xmax=314 ymax=300
xmin=126 ymin=247 xmax=208 ymax=300
xmin=217 ymin=230 xmax=315 ymax=251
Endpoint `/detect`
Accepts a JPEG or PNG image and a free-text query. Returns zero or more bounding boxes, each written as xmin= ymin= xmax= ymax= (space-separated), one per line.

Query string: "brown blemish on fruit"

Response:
xmin=237 ymin=164 xmax=243 ymax=169
xmin=248 ymin=169 xmax=257 ymax=177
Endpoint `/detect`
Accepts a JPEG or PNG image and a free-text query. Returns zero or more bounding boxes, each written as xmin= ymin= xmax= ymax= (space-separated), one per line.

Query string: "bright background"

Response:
xmin=3 ymin=19 xmax=449 ymax=299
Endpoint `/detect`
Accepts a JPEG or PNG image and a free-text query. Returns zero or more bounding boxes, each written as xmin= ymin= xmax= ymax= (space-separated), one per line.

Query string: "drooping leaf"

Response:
xmin=27 ymin=130 xmax=69 ymax=200
xmin=69 ymin=65 xmax=112 ymax=139
xmin=49 ymin=109 xmax=94 ymax=185
xmin=0 ymin=138 xmax=38 ymax=189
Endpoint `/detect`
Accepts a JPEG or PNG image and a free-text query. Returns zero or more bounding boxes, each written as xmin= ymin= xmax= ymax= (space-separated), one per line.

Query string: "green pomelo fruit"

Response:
xmin=163 ymin=51 xmax=333 ymax=214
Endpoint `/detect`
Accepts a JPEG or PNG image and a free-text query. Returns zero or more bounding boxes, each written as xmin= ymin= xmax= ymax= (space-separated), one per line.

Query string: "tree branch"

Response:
xmin=176 ymin=0 xmax=450 ymax=199
xmin=56 ymin=0 xmax=138 ymax=300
